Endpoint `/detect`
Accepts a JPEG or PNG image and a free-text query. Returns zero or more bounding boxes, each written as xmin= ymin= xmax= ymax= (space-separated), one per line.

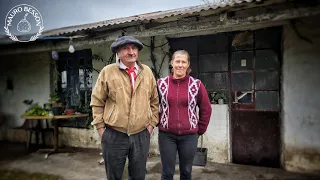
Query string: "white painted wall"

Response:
xmin=0 ymin=52 xmax=51 ymax=128
xmin=201 ymin=104 xmax=229 ymax=163
xmin=282 ymin=15 xmax=320 ymax=174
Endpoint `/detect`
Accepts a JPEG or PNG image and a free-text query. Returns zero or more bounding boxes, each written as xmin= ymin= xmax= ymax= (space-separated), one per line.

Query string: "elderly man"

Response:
xmin=90 ymin=36 xmax=159 ymax=180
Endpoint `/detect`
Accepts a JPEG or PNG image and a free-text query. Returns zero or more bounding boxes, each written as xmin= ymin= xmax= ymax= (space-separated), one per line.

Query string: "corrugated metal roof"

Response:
xmin=43 ymin=0 xmax=260 ymax=36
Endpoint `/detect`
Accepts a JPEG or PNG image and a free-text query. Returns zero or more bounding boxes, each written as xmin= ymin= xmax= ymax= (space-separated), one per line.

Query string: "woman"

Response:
xmin=157 ymin=50 xmax=212 ymax=180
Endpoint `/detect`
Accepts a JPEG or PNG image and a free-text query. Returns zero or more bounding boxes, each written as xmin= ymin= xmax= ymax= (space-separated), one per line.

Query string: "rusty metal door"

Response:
xmin=230 ymin=27 xmax=281 ymax=167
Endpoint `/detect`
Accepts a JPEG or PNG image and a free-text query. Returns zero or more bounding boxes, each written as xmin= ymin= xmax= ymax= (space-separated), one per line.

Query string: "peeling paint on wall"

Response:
xmin=282 ymin=15 xmax=320 ymax=174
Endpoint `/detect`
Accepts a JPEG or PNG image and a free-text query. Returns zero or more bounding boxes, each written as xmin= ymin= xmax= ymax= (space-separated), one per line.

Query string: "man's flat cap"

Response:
xmin=110 ymin=36 xmax=144 ymax=53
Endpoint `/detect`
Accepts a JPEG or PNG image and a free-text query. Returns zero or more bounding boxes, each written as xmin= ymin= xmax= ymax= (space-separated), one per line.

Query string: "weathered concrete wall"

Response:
xmin=201 ymin=104 xmax=230 ymax=163
xmin=59 ymin=127 xmax=100 ymax=148
xmin=0 ymin=127 xmax=100 ymax=149
xmin=0 ymin=52 xmax=51 ymax=128
xmin=282 ymin=15 xmax=320 ymax=174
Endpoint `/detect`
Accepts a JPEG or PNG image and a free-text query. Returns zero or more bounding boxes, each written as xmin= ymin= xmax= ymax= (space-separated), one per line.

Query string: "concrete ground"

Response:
xmin=0 ymin=142 xmax=319 ymax=180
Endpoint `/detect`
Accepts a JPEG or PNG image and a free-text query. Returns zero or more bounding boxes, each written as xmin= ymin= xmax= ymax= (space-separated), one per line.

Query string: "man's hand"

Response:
xmin=98 ymin=128 xmax=105 ymax=138
xmin=147 ymin=125 xmax=154 ymax=135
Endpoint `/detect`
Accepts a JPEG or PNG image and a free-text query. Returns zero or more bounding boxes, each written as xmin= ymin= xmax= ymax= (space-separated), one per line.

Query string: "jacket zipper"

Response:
xmin=177 ymin=82 xmax=180 ymax=134
xmin=127 ymin=69 xmax=140 ymax=135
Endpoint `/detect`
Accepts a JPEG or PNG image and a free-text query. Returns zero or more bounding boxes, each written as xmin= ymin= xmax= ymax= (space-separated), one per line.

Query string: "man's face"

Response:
xmin=117 ymin=44 xmax=139 ymax=65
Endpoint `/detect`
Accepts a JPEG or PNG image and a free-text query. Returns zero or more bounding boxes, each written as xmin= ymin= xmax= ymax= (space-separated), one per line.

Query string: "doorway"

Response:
xmin=168 ymin=26 xmax=282 ymax=167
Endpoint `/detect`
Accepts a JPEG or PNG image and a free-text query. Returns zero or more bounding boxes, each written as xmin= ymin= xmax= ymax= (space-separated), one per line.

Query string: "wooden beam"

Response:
xmin=1 ymin=4 xmax=320 ymax=55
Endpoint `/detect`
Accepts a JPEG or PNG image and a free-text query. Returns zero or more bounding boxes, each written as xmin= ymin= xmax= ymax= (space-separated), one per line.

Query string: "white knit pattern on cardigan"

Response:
xmin=158 ymin=76 xmax=200 ymax=129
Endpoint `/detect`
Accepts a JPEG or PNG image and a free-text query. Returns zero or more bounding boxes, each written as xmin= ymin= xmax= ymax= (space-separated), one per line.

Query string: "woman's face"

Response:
xmin=171 ymin=54 xmax=190 ymax=79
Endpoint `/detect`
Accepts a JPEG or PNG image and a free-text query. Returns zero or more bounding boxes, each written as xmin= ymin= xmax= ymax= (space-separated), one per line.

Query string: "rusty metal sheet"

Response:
xmin=232 ymin=111 xmax=280 ymax=167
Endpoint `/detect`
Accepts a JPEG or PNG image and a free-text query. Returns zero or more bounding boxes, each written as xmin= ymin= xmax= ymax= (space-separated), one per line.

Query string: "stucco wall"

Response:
xmin=202 ymin=104 xmax=230 ymax=163
xmin=282 ymin=15 xmax=320 ymax=174
xmin=0 ymin=52 xmax=51 ymax=128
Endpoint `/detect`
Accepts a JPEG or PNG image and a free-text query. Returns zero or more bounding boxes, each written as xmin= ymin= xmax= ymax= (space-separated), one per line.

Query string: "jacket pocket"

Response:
xmin=106 ymin=104 xmax=115 ymax=122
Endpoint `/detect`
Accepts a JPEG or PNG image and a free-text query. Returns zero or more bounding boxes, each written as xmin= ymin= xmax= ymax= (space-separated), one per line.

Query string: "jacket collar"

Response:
xmin=116 ymin=58 xmax=144 ymax=73
xmin=119 ymin=60 xmax=139 ymax=71
xmin=169 ymin=73 xmax=189 ymax=84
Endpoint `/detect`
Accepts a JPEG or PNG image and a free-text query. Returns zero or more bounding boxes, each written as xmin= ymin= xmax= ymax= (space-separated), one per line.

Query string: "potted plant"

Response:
xmin=49 ymin=93 xmax=60 ymax=105
xmin=49 ymin=93 xmax=64 ymax=115
xmin=213 ymin=91 xmax=228 ymax=104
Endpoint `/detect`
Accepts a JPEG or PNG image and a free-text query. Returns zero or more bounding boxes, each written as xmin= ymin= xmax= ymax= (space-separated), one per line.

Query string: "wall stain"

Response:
xmin=285 ymin=146 xmax=320 ymax=174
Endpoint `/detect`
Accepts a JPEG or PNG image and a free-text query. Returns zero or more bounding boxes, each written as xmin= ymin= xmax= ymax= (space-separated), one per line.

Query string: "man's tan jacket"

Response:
xmin=90 ymin=60 xmax=159 ymax=135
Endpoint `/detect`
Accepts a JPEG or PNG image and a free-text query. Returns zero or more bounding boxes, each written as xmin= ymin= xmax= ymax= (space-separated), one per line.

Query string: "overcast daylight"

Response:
xmin=1 ymin=0 xmax=320 ymax=179
xmin=0 ymin=0 xmax=204 ymax=35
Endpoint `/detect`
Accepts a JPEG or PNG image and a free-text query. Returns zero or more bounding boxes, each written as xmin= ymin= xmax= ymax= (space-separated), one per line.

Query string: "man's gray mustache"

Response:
xmin=126 ymin=55 xmax=136 ymax=57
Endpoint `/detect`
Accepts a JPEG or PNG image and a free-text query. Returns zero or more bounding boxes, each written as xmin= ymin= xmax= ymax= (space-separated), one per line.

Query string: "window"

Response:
xmin=55 ymin=49 xmax=93 ymax=128
xmin=169 ymin=27 xmax=281 ymax=108
xmin=230 ymin=28 xmax=281 ymax=111
xmin=169 ymin=33 xmax=229 ymax=104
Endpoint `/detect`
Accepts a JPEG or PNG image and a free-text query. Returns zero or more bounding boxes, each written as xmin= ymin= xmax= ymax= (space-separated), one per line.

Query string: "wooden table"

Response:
xmin=21 ymin=114 xmax=89 ymax=158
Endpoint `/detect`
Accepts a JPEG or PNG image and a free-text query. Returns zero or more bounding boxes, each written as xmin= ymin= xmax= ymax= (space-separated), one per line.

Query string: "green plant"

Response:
xmin=77 ymin=102 xmax=93 ymax=128
xmin=49 ymin=93 xmax=60 ymax=103
xmin=52 ymin=62 xmax=61 ymax=93
xmin=24 ymin=103 xmax=49 ymax=116
xmin=213 ymin=91 xmax=228 ymax=103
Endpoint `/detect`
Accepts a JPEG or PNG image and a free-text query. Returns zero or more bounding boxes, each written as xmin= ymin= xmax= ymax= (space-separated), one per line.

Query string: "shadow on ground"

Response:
xmin=0 ymin=169 xmax=63 ymax=180
xmin=1 ymin=142 xmax=319 ymax=180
